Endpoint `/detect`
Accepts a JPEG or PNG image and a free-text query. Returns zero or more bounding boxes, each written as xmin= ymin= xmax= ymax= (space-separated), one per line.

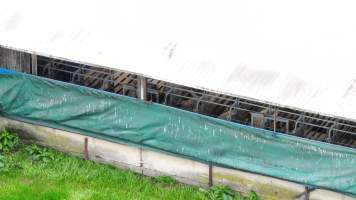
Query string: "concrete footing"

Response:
xmin=0 ymin=117 xmax=354 ymax=200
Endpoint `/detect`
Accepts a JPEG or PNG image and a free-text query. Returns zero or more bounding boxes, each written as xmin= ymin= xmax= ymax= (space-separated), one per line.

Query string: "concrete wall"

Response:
xmin=0 ymin=117 xmax=354 ymax=200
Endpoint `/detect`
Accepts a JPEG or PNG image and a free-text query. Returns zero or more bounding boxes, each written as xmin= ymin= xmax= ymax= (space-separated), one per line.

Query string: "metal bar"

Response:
xmin=39 ymin=57 xmax=113 ymax=76
xmin=164 ymin=88 xmax=173 ymax=104
xmin=273 ymin=108 xmax=278 ymax=132
xmin=36 ymin=58 xmax=356 ymax=146
xmin=136 ymin=76 xmax=147 ymax=174
xmin=228 ymin=98 xmax=239 ymax=120
xmin=294 ymin=186 xmax=315 ymax=200
xmin=84 ymin=137 xmax=89 ymax=160
xmin=195 ymin=95 xmax=205 ymax=112
xmin=164 ymin=83 xmax=356 ymax=126
xmin=327 ymin=123 xmax=336 ymax=142
xmin=35 ymin=65 xmax=356 ymax=136
xmin=137 ymin=76 xmax=147 ymax=101
xmin=37 ymin=66 xmax=140 ymax=84
xmin=208 ymin=164 xmax=213 ymax=187
xmin=157 ymin=93 xmax=356 ymax=135
xmin=38 ymin=57 xmax=356 ymax=129
xmin=31 ymin=54 xmax=37 ymax=75
xmin=70 ymin=68 xmax=82 ymax=83
xmin=163 ymin=83 xmax=356 ymax=127
xmin=38 ymin=59 xmax=356 ymax=128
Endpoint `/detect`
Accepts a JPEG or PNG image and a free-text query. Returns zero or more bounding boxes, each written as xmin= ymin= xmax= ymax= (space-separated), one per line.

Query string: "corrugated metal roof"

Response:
xmin=1 ymin=0 xmax=356 ymax=121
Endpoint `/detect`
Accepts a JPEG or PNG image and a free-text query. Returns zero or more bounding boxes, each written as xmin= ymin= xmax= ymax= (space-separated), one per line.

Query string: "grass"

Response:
xmin=0 ymin=129 xmax=259 ymax=200
xmin=0 ymin=147 xmax=205 ymax=200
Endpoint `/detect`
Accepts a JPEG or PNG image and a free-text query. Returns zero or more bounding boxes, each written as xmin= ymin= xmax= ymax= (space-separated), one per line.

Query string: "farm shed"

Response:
xmin=1 ymin=0 xmax=356 ymax=199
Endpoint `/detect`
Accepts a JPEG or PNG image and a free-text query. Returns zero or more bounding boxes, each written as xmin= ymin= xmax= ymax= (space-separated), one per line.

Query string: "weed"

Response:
xmin=0 ymin=154 xmax=4 ymax=169
xmin=154 ymin=175 xmax=177 ymax=185
xmin=245 ymin=191 xmax=259 ymax=200
xmin=0 ymin=129 xmax=19 ymax=152
xmin=0 ymin=153 xmax=22 ymax=171
xmin=26 ymin=144 xmax=55 ymax=162
xmin=204 ymin=185 xmax=260 ymax=200
xmin=206 ymin=185 xmax=235 ymax=200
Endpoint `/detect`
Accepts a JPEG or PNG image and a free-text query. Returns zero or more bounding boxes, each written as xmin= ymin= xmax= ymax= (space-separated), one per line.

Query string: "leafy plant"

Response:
xmin=206 ymin=185 xmax=235 ymax=200
xmin=0 ymin=154 xmax=21 ymax=171
xmin=205 ymin=185 xmax=260 ymax=200
xmin=0 ymin=129 xmax=19 ymax=152
xmin=245 ymin=191 xmax=259 ymax=200
xmin=0 ymin=154 xmax=5 ymax=169
xmin=154 ymin=175 xmax=177 ymax=185
xmin=26 ymin=144 xmax=55 ymax=162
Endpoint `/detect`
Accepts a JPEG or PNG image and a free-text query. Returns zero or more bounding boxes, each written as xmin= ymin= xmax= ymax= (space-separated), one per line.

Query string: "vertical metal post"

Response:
xmin=273 ymin=108 xmax=278 ymax=132
xmin=195 ymin=95 xmax=203 ymax=112
xmin=228 ymin=98 xmax=239 ymax=121
xmin=327 ymin=128 xmax=332 ymax=142
xmin=137 ymin=76 xmax=147 ymax=100
xmin=305 ymin=188 xmax=310 ymax=200
xmin=84 ymin=137 xmax=89 ymax=160
xmin=31 ymin=54 xmax=37 ymax=75
xmin=300 ymin=115 xmax=305 ymax=136
xmin=294 ymin=186 xmax=315 ymax=200
xmin=208 ymin=164 xmax=213 ymax=187
xmin=137 ymin=76 xmax=147 ymax=174
xmin=327 ymin=123 xmax=335 ymax=143
xmin=304 ymin=186 xmax=315 ymax=200
xmin=285 ymin=120 xmax=289 ymax=133
xmin=294 ymin=114 xmax=306 ymax=137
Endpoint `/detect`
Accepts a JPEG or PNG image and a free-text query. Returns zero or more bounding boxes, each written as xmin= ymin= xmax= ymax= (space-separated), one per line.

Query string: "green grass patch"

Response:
xmin=0 ymin=130 xmax=259 ymax=200
xmin=0 ymin=147 xmax=204 ymax=200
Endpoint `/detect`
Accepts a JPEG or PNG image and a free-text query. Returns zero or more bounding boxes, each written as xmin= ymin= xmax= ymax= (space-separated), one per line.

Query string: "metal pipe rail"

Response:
xmin=35 ymin=56 xmax=356 ymax=148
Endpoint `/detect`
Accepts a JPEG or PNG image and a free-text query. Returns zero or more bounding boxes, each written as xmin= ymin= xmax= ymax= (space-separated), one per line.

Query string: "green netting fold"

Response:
xmin=1 ymin=71 xmax=356 ymax=195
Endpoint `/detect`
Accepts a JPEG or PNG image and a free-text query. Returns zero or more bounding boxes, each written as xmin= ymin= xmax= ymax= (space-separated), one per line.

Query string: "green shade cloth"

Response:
xmin=1 ymin=71 xmax=356 ymax=195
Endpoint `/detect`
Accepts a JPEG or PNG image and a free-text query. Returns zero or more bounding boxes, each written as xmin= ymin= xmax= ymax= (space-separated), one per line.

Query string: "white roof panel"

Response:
xmin=1 ymin=0 xmax=356 ymax=121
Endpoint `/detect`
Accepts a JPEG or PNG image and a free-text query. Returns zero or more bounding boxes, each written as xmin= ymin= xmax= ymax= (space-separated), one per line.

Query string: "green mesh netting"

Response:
xmin=1 ymin=70 xmax=356 ymax=195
